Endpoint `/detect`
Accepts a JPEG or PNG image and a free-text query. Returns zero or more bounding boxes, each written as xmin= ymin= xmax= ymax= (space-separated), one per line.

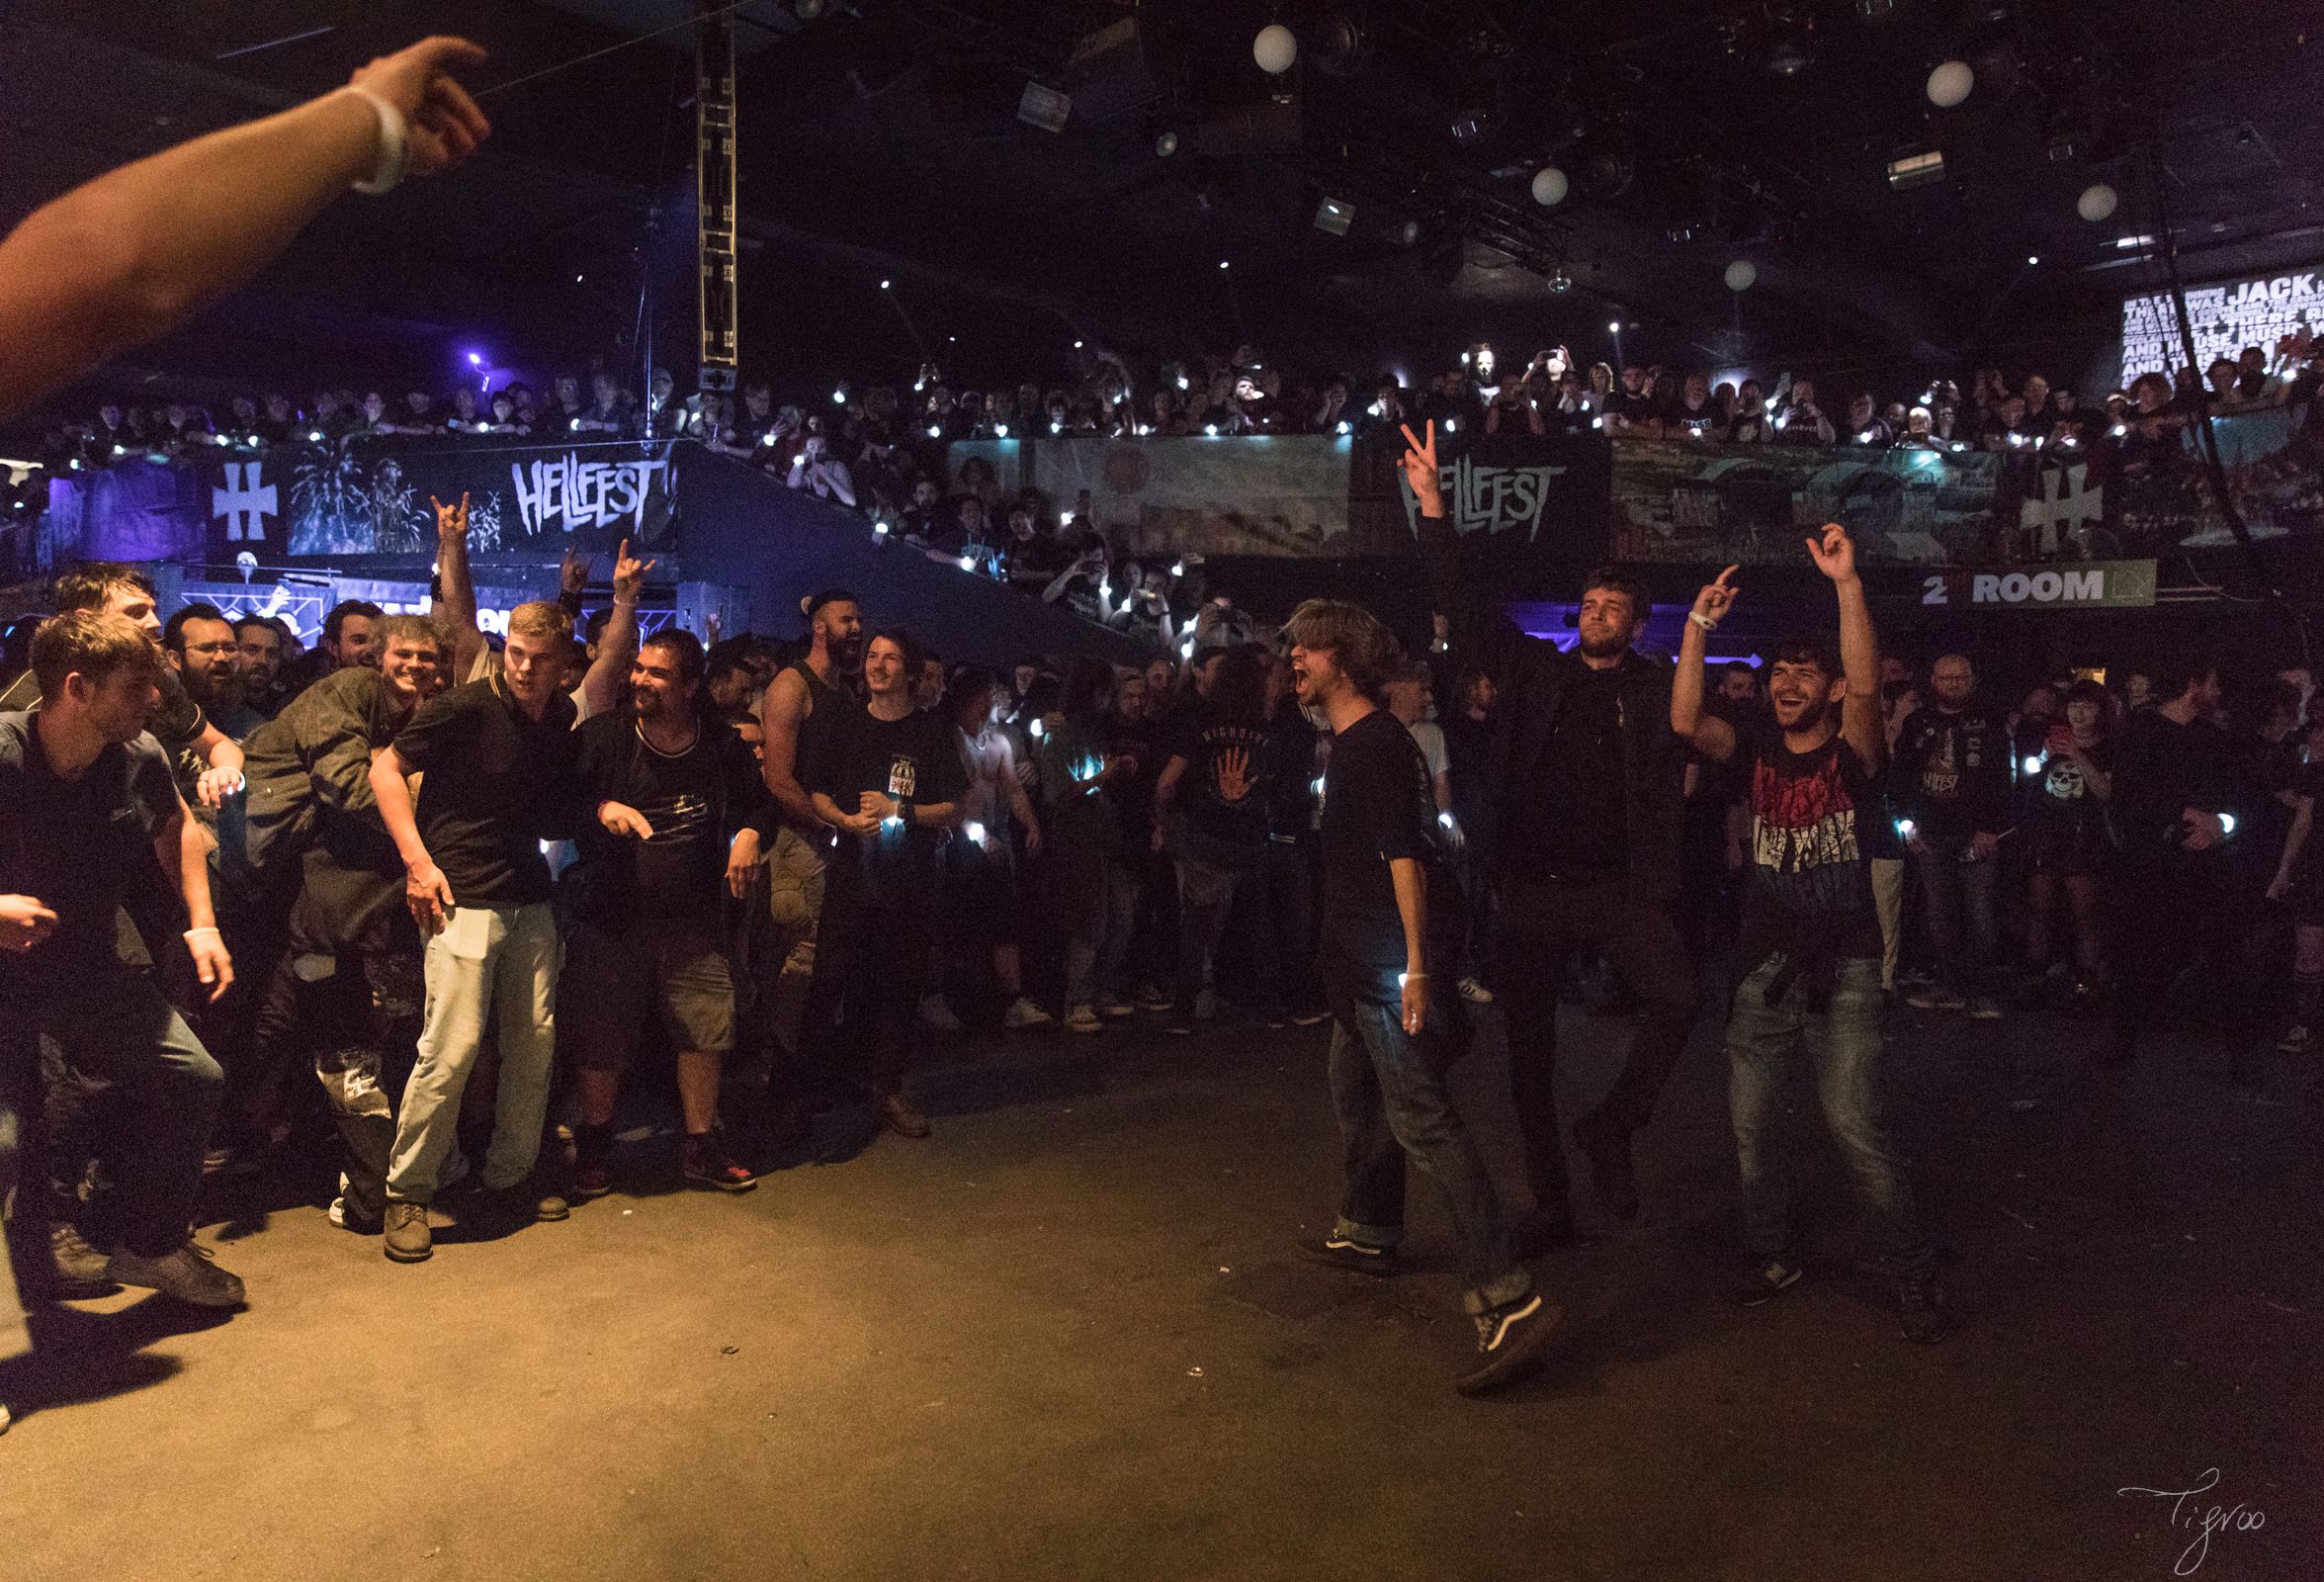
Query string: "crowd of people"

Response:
xmin=3 ymin=410 xmax=2300 ymax=1400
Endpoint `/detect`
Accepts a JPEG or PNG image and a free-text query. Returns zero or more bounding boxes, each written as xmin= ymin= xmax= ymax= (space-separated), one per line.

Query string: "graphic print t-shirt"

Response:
xmin=805 ymin=704 xmax=966 ymax=895
xmin=572 ymin=711 xmax=769 ymax=923
xmin=1165 ymin=703 xmax=1270 ymax=850
xmin=1736 ymin=719 xmax=1881 ymax=969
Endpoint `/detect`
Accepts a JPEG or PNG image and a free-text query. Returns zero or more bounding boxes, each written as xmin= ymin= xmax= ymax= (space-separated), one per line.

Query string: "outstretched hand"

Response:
xmin=1397 ymin=420 xmax=1441 ymax=513
xmin=348 ymin=38 xmax=492 ymax=179
xmin=1805 ymin=521 xmax=1858 ymax=582
xmin=1691 ymin=565 xmax=1740 ymax=627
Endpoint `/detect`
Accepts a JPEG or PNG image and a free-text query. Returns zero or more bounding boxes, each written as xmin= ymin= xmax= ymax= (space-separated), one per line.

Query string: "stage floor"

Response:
xmin=2 ymin=989 xmax=2315 ymax=1581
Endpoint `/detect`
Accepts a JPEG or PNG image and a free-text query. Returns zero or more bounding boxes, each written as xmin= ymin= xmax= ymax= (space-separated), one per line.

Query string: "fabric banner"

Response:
xmin=1028 ymin=434 xmax=1354 ymax=557
xmin=1608 ymin=438 xmax=2001 ymax=567
xmin=190 ymin=436 xmax=677 ymax=560
xmin=1912 ymin=560 xmax=2157 ymax=611
xmin=1354 ymin=426 xmax=1613 ymax=565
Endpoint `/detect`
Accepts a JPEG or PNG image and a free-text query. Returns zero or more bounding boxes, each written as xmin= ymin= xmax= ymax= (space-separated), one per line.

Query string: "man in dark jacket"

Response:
xmin=1890 ymin=652 xmax=2010 ymax=1018
xmin=1409 ymin=420 xmax=1698 ymax=1245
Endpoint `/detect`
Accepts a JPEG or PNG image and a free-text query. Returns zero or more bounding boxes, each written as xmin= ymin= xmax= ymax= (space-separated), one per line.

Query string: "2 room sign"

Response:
xmin=1917 ymin=559 xmax=2157 ymax=610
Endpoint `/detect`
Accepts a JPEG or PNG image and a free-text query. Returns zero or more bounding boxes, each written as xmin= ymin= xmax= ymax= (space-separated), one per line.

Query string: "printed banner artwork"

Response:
xmin=2120 ymin=266 xmax=2321 ymax=388
xmin=1030 ymin=434 xmax=1353 ymax=557
xmin=1914 ymin=560 xmax=2157 ymax=611
xmin=195 ymin=437 xmax=677 ymax=559
xmin=1607 ymin=438 xmax=2000 ymax=566
xmin=1349 ymin=426 xmax=1611 ymax=563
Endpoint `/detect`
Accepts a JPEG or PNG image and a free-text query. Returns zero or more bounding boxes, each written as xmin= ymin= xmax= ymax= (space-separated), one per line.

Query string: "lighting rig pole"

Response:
xmin=696 ymin=0 xmax=740 ymax=397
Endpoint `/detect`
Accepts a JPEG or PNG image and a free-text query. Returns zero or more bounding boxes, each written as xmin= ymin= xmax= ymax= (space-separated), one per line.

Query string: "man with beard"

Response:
xmin=233 ymin=614 xmax=292 ymax=718
xmin=754 ymin=590 xmax=863 ymax=1132
xmin=1671 ymin=529 xmax=1948 ymax=1343
xmin=1285 ymin=597 xmax=1561 ymax=1395
xmin=1406 ymin=419 xmax=1697 ymax=1249
xmin=228 ymin=613 xmax=448 ymax=1227
xmin=163 ymin=603 xmax=263 ymax=743
xmin=563 ymin=630 xmax=768 ymax=1197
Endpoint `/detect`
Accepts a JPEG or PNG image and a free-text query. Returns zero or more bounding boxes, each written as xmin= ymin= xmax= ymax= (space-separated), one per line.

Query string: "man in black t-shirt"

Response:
xmin=369 ymin=600 xmax=586 ymax=1262
xmin=564 ymin=631 xmax=771 ymax=1196
xmin=1673 ymin=527 xmax=1946 ymax=1344
xmin=2105 ymin=653 xmax=2250 ymax=1072
xmin=1283 ymin=598 xmax=1561 ymax=1396
xmin=2 ymin=613 xmax=245 ymax=1316
xmin=802 ymin=628 xmax=965 ymax=1139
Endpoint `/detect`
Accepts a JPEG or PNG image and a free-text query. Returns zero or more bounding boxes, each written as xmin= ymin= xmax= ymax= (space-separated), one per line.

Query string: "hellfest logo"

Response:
xmin=508 ymin=451 xmax=670 ymax=537
xmin=1401 ymin=456 xmax=1567 ymax=542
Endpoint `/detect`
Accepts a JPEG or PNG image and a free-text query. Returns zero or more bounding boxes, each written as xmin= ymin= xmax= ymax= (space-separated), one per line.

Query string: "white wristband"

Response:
xmin=343 ymin=85 xmax=410 ymax=196
xmin=1687 ymin=610 xmax=1719 ymax=632
xmin=183 ymin=926 xmax=222 ymax=941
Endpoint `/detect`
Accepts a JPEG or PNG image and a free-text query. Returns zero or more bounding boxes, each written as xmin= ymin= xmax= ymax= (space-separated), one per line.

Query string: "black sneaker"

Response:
xmin=1455 ymin=1291 xmax=1565 ymax=1395
xmin=1897 ymin=1273 xmax=1952 ymax=1343
xmin=1726 ymin=1258 xmax=1805 ymax=1307
xmin=1573 ymin=1114 xmax=1639 ymax=1221
xmin=681 ymin=1131 xmax=758 ymax=1193
xmin=568 ymin=1157 xmax=615 ymax=1200
xmin=1302 ymin=1233 xmax=1399 ymax=1277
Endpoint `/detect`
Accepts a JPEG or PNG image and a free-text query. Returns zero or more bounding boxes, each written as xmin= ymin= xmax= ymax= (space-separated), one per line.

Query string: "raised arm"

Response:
xmin=1672 ymin=567 xmax=1740 ymax=763
xmin=1400 ymin=419 xmax=1514 ymax=690
xmin=1807 ymin=523 xmax=1882 ymax=767
xmin=0 ymin=39 xmax=489 ymax=421
xmin=581 ymin=539 xmax=651 ymax=717
xmin=432 ymin=492 xmax=485 ymax=679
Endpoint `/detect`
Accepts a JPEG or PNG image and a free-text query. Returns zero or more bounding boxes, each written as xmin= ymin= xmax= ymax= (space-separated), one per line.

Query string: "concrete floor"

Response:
xmin=2 ymin=994 xmax=2318 ymax=1582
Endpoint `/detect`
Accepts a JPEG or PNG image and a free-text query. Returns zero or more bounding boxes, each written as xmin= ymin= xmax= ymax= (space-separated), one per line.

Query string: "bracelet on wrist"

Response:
xmin=183 ymin=925 xmax=222 ymax=940
xmin=342 ymin=85 xmax=411 ymax=196
xmin=1687 ymin=610 xmax=1719 ymax=632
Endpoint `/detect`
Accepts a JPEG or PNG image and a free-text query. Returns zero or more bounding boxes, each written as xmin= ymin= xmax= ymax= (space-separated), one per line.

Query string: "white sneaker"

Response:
xmin=919 ymin=994 xmax=965 ymax=1032
xmin=1003 ymin=997 xmax=1054 ymax=1029
xmin=1066 ymin=1005 xmax=1104 ymax=1034
xmin=1458 ymin=976 xmax=1496 ymax=1005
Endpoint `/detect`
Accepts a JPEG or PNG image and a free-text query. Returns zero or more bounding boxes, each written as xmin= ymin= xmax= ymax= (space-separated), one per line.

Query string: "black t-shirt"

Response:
xmin=804 ymin=703 xmax=967 ymax=896
xmin=0 ymin=713 xmax=179 ymax=984
xmin=1164 ymin=703 xmax=1271 ymax=852
xmin=1318 ymin=708 xmax=1437 ymax=984
xmin=1735 ymin=719 xmax=1881 ymax=970
xmin=572 ymin=711 xmax=771 ymax=923
xmin=1003 ymin=532 xmax=1067 ymax=595
xmin=2110 ymin=712 xmax=2232 ymax=875
xmin=2027 ymin=733 xmax=2113 ymax=851
xmin=1260 ymin=709 xmax=1322 ymax=840
xmin=393 ymin=675 xmax=583 ymax=907
xmin=1523 ymin=664 xmax=1628 ymax=882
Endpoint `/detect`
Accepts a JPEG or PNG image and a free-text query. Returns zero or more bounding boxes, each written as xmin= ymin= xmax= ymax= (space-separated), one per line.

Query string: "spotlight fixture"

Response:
xmin=1449 ymin=108 xmax=1491 ymax=144
xmin=1546 ymin=267 xmax=1573 ymax=294
xmin=1314 ymin=197 xmax=1355 ymax=236
xmin=1154 ymin=128 xmax=1180 ymax=157
xmin=2025 ymin=254 xmax=2039 ymax=266
xmin=1607 ymin=319 xmax=1621 ymax=334
xmin=1724 ymin=259 xmax=1758 ymax=292
xmin=1926 ymin=59 xmax=1974 ymax=108
xmin=1885 ymin=148 xmax=1944 ymax=191
xmin=1017 ymin=82 xmax=1073 ymax=133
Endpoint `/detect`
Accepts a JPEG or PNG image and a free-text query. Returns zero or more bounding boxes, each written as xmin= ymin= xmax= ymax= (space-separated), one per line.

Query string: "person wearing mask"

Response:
xmin=1891 ymin=653 xmax=2010 ymax=1018
xmin=1407 ymin=417 xmax=1697 ymax=1248
xmin=1284 ymin=596 xmax=1563 ymax=1394
xmin=1671 ymin=532 xmax=1948 ymax=1343
xmin=802 ymin=630 xmax=965 ymax=1139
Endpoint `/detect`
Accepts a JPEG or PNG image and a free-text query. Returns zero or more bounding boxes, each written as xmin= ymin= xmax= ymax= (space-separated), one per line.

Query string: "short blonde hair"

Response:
xmin=505 ymin=600 xmax=571 ymax=647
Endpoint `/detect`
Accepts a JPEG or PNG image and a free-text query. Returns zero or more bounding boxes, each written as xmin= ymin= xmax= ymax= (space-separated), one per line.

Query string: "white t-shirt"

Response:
xmin=1406 ymin=718 xmax=1449 ymax=782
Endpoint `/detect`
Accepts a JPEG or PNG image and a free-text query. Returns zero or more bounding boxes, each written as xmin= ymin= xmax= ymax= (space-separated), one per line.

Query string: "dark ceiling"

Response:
xmin=3 ymin=0 xmax=2318 ymax=404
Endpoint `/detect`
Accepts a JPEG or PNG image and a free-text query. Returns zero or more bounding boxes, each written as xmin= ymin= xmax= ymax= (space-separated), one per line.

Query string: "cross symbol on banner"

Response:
xmin=2019 ymin=461 xmax=2102 ymax=557
xmin=212 ymin=461 xmax=276 ymax=543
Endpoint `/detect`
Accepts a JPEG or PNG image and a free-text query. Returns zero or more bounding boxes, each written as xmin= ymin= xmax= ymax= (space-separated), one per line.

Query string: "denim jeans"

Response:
xmin=1064 ymin=855 xmax=1140 ymax=1008
xmin=1328 ymin=989 xmax=1529 ymax=1315
xmin=1724 ymin=954 xmax=1933 ymax=1276
xmin=387 ymin=903 xmax=560 ymax=1205
xmin=1913 ymin=839 xmax=1999 ymax=996
xmin=1264 ymin=835 xmax=1322 ymax=1016
xmin=1174 ymin=845 xmax=1280 ymax=1018
xmin=2 ymin=969 xmax=221 ymax=1266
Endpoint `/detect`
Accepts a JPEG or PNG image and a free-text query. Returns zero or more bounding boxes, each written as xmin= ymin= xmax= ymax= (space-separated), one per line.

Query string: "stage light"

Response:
xmin=2025 ymin=254 xmax=2039 ymax=266
xmin=1725 ymin=259 xmax=1758 ymax=292
xmin=2113 ymin=233 xmax=2156 ymax=249
xmin=1547 ymin=267 xmax=1573 ymax=294
xmin=1253 ymin=24 xmax=1297 ymax=75
xmin=574 ymin=274 xmax=584 ymax=284
xmin=1315 ymin=197 xmax=1355 ymax=235
xmin=466 ymin=352 xmax=483 ymax=367
xmin=1018 ymin=82 xmax=1073 ymax=132
xmin=1074 ymin=339 xmax=1084 ymax=349
xmin=1219 ymin=259 xmax=1231 ymax=270
xmin=1530 ymin=167 xmax=1569 ymax=207
xmin=1926 ymin=59 xmax=1974 ymax=107
xmin=2078 ymin=183 xmax=2119 ymax=222
xmin=881 ymin=279 xmax=892 ymax=290
xmin=1886 ymin=149 xmax=1944 ymax=191
xmin=1155 ymin=128 xmax=1180 ymax=158
xmin=1608 ymin=320 xmax=1621 ymax=333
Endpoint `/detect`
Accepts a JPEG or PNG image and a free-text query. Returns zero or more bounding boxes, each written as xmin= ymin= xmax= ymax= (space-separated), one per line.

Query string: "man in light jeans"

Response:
xmin=370 ymin=599 xmax=593 ymax=1262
